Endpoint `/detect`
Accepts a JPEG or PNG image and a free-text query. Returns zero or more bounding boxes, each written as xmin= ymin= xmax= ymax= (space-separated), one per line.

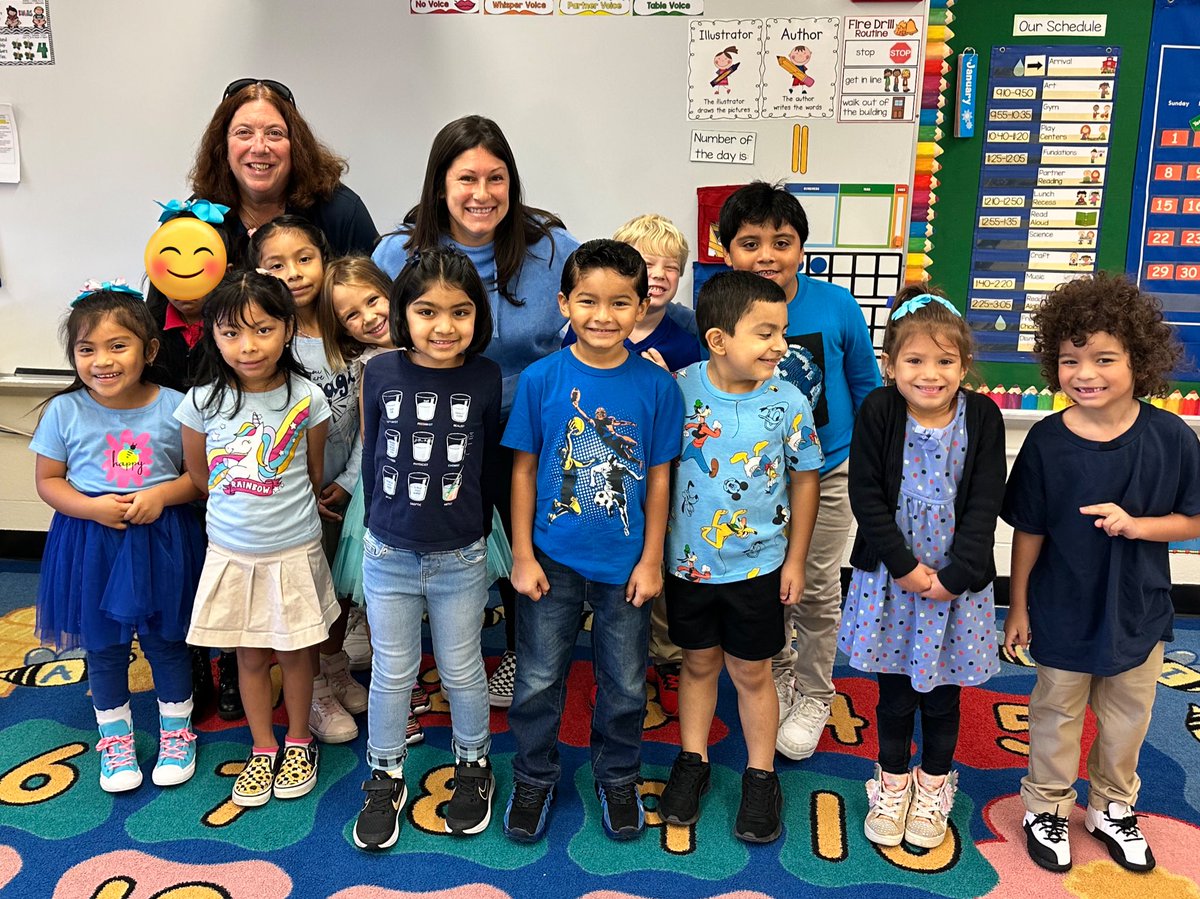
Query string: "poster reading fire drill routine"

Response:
xmin=967 ymin=46 xmax=1119 ymax=363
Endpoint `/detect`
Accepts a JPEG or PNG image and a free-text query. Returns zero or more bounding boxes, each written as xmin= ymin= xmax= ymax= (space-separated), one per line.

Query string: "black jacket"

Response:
xmin=848 ymin=386 xmax=1007 ymax=595
xmin=147 ymin=293 xmax=204 ymax=392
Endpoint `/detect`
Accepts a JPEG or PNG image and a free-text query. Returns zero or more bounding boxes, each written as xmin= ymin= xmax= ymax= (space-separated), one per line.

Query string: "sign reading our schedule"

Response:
xmin=967 ymin=45 xmax=1119 ymax=363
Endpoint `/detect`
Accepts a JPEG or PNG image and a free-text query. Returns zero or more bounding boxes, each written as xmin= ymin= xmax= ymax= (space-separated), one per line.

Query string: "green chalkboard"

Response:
xmin=927 ymin=0 xmax=1155 ymax=389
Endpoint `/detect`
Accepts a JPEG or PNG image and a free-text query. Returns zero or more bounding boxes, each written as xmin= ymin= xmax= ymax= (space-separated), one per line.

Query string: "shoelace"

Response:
xmin=97 ymin=733 xmax=136 ymax=769
xmin=790 ymin=696 xmax=828 ymax=725
xmin=1032 ymin=812 xmax=1069 ymax=843
xmin=1106 ymin=809 xmax=1144 ymax=841
xmin=742 ymin=776 xmax=776 ymax=816
xmin=513 ymin=781 xmax=548 ymax=809
xmin=910 ymin=779 xmax=946 ymax=821
xmin=868 ymin=778 xmax=909 ymax=818
xmin=327 ymin=667 xmax=357 ymax=692
xmin=159 ymin=728 xmax=196 ymax=761
xmin=313 ymin=691 xmax=340 ymax=714
xmin=362 ymin=774 xmax=400 ymax=810
xmin=604 ymin=782 xmax=638 ymax=806
xmin=658 ymin=667 xmax=681 ymax=690
xmin=670 ymin=757 xmax=708 ymax=794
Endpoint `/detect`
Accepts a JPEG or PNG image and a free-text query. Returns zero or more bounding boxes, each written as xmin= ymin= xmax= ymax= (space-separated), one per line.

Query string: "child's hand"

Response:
xmin=123 ymin=489 xmax=165 ymax=525
xmin=1003 ymin=607 xmax=1031 ymax=654
xmin=896 ymin=563 xmax=935 ymax=594
xmin=640 ymin=348 xmax=670 ymax=372
xmin=318 ymin=483 xmax=351 ymax=522
xmin=626 ymin=560 xmax=663 ymax=608
xmin=92 ymin=494 xmax=133 ymax=529
xmin=919 ymin=572 xmax=958 ymax=603
xmin=1079 ymin=503 xmax=1140 ymax=539
xmin=512 ymin=557 xmax=549 ymax=602
xmin=779 ymin=559 xmax=805 ymax=605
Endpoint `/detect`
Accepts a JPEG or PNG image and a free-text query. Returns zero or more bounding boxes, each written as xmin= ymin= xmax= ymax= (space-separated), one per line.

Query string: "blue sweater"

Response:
xmin=777 ymin=275 xmax=880 ymax=474
xmin=373 ymin=225 xmax=580 ymax=419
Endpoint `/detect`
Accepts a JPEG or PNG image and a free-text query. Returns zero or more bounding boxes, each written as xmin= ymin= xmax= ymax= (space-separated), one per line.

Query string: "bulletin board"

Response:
xmin=0 ymin=0 xmax=926 ymax=377
xmin=925 ymin=0 xmax=1155 ymax=389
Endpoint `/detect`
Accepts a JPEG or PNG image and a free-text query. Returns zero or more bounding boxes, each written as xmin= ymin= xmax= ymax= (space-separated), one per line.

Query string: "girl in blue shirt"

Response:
xmin=31 ymin=284 xmax=205 ymax=793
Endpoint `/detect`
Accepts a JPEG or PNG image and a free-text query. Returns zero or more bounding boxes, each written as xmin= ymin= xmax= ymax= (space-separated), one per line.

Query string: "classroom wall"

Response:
xmin=0 ymin=0 xmax=927 ymax=529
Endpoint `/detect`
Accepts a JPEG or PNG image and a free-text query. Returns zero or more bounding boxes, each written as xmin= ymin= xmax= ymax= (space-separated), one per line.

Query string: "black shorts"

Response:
xmin=664 ymin=567 xmax=785 ymax=661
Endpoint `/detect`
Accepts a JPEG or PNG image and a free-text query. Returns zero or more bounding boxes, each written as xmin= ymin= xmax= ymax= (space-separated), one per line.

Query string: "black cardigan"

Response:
xmin=848 ymin=386 xmax=1007 ymax=595
xmin=147 ymin=293 xmax=205 ymax=392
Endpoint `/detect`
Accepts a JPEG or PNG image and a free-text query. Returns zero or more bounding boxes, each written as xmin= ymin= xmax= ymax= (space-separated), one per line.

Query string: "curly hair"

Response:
xmin=188 ymin=83 xmax=347 ymax=212
xmin=1033 ymin=271 xmax=1182 ymax=398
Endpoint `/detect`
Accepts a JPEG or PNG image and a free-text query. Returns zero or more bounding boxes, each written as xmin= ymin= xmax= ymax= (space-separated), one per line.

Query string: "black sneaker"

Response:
xmin=659 ymin=751 xmax=711 ymax=825
xmin=217 ymin=650 xmax=243 ymax=721
xmin=353 ymin=770 xmax=407 ymax=850
xmin=735 ymin=768 xmax=782 ymax=843
xmin=503 ymin=779 xmax=553 ymax=843
xmin=445 ymin=758 xmax=495 ymax=836
xmin=596 ymin=780 xmax=645 ymax=841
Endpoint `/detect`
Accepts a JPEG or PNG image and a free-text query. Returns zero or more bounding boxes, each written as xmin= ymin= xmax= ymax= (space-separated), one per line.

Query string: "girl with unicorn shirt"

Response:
xmin=176 ymin=270 xmax=339 ymax=808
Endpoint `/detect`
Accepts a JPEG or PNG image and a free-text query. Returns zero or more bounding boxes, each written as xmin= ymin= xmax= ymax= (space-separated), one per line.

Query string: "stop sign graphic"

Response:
xmin=890 ymin=43 xmax=913 ymax=64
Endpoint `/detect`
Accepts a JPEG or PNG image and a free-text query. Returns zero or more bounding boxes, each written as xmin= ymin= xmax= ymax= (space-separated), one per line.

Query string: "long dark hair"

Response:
xmin=39 ymin=290 xmax=161 ymax=416
xmin=191 ymin=270 xmax=308 ymax=417
xmin=391 ymin=115 xmax=565 ymax=307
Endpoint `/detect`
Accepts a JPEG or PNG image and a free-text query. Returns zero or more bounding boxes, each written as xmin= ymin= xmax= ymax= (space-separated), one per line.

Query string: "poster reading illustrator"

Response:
xmin=0 ymin=0 xmax=52 ymax=66
xmin=688 ymin=19 xmax=763 ymax=120
xmin=763 ymin=17 xmax=839 ymax=119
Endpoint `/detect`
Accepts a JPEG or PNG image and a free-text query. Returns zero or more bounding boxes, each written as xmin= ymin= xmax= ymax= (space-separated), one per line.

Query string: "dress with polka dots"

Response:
xmin=838 ymin=393 xmax=999 ymax=691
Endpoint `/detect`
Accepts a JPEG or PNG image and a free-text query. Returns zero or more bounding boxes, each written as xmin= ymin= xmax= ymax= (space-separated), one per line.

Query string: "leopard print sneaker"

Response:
xmin=273 ymin=742 xmax=319 ymax=800
xmin=232 ymin=748 xmax=279 ymax=807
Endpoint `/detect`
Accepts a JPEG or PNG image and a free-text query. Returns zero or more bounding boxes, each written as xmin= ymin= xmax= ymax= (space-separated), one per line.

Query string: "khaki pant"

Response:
xmin=648 ymin=592 xmax=682 ymax=664
xmin=773 ymin=460 xmax=850 ymax=706
xmin=1021 ymin=642 xmax=1164 ymax=815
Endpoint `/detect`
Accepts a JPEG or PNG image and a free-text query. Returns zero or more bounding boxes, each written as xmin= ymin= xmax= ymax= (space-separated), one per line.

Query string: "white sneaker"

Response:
xmin=773 ymin=668 xmax=797 ymax=721
xmin=1023 ymin=810 xmax=1072 ymax=872
xmin=321 ymin=650 xmax=368 ymax=715
xmin=905 ymin=768 xmax=957 ymax=848
xmin=1085 ymin=801 xmax=1155 ymax=872
xmin=776 ymin=694 xmax=830 ymax=760
xmin=310 ymin=675 xmax=359 ymax=743
xmin=864 ymin=765 xmax=910 ymax=846
xmin=344 ymin=607 xmax=372 ymax=671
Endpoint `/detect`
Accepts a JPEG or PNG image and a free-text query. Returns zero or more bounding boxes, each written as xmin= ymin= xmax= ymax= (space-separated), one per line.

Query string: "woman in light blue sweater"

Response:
xmin=373 ymin=115 xmax=579 ymax=708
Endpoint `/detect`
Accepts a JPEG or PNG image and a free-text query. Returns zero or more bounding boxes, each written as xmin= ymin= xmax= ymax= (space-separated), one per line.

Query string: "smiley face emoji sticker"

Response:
xmin=144 ymin=199 xmax=230 ymax=302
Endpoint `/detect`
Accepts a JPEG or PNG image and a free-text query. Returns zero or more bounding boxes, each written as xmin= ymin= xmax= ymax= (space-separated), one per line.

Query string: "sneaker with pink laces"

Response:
xmin=152 ymin=713 xmax=198 ymax=786
xmin=97 ymin=719 xmax=142 ymax=793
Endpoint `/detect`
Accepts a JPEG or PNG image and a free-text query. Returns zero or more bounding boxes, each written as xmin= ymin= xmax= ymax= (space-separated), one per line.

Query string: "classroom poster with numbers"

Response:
xmin=966 ymin=46 xmax=1119 ymax=364
xmin=1127 ymin=0 xmax=1200 ymax=373
xmin=0 ymin=0 xmax=52 ymax=65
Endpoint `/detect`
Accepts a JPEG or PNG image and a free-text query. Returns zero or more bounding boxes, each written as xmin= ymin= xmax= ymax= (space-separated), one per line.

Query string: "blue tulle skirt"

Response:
xmin=332 ymin=475 xmax=513 ymax=605
xmin=36 ymin=504 xmax=205 ymax=652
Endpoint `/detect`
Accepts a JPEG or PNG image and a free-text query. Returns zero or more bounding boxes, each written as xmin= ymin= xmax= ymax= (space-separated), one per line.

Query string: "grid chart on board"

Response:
xmin=802 ymin=249 xmax=904 ymax=354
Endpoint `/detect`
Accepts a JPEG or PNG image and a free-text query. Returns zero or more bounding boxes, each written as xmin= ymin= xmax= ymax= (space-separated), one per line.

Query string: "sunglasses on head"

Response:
xmin=222 ymin=78 xmax=295 ymax=105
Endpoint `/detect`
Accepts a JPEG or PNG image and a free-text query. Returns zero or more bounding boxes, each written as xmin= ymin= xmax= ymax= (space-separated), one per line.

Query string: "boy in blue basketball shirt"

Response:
xmin=719 ymin=181 xmax=881 ymax=761
xmin=502 ymin=239 xmax=684 ymax=843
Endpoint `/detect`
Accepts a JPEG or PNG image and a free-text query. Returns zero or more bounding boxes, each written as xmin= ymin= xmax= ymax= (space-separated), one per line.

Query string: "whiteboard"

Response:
xmin=0 ymin=0 xmax=924 ymax=374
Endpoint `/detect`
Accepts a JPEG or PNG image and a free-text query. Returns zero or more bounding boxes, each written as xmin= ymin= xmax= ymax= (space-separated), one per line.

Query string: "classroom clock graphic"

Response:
xmin=143 ymin=198 xmax=229 ymax=301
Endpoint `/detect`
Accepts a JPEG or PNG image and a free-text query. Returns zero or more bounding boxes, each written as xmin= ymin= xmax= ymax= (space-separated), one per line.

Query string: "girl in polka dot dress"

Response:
xmin=840 ymin=286 xmax=1007 ymax=850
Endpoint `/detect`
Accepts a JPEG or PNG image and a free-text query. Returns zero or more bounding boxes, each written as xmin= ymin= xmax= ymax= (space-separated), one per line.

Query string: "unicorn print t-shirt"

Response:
xmin=175 ymin=375 xmax=331 ymax=553
xmin=30 ymin=387 xmax=187 ymax=494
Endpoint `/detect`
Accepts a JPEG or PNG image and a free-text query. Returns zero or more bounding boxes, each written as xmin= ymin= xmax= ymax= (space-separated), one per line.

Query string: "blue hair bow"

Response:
xmin=890 ymin=293 xmax=962 ymax=320
xmin=155 ymin=198 xmax=231 ymax=225
xmin=72 ymin=278 xmax=144 ymax=307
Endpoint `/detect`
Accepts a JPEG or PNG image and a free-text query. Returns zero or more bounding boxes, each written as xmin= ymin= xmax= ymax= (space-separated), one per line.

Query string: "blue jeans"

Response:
xmin=361 ymin=530 xmax=491 ymax=770
xmin=510 ymin=547 xmax=651 ymax=788
xmin=88 ymin=630 xmax=191 ymax=711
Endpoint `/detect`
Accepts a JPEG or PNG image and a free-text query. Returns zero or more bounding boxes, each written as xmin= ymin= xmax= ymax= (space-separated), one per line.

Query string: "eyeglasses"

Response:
xmin=222 ymin=78 xmax=295 ymax=105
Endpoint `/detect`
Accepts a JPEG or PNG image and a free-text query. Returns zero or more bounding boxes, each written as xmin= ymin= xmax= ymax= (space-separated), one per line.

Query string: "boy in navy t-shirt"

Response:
xmin=502 ymin=239 xmax=683 ymax=844
xmin=1002 ymin=273 xmax=1200 ymax=875
xmin=718 ymin=182 xmax=881 ymax=761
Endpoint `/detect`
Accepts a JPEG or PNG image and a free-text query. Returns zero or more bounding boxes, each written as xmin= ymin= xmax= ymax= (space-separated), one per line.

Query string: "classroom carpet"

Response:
xmin=0 ymin=558 xmax=1198 ymax=899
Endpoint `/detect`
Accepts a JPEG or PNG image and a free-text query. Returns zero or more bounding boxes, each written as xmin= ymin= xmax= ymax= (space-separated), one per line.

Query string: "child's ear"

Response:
xmin=881 ymin=352 xmax=894 ymax=381
xmin=635 ymin=296 xmax=649 ymax=321
xmin=705 ymin=327 xmax=727 ymax=355
xmin=557 ymin=292 xmax=570 ymax=318
xmin=145 ymin=337 xmax=160 ymax=365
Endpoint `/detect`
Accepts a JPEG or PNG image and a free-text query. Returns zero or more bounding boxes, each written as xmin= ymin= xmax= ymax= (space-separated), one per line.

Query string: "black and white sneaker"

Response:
xmin=353 ymin=770 xmax=407 ymax=850
xmin=1023 ymin=810 xmax=1072 ymax=872
xmin=445 ymin=757 xmax=495 ymax=835
xmin=487 ymin=651 xmax=517 ymax=708
xmin=1085 ymin=802 xmax=1155 ymax=872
